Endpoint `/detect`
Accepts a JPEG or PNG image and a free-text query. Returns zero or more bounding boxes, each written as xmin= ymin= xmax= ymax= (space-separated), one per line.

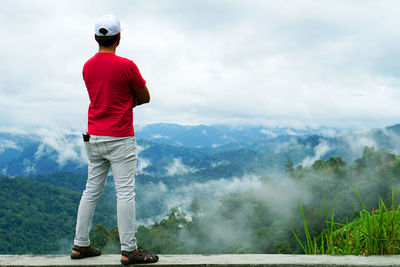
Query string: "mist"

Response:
xmin=165 ymin=158 xmax=197 ymax=176
xmin=136 ymin=174 xmax=263 ymax=225
xmin=1 ymin=123 xmax=399 ymax=254
xmin=134 ymin=144 xmax=400 ymax=254
xmin=300 ymin=139 xmax=331 ymax=167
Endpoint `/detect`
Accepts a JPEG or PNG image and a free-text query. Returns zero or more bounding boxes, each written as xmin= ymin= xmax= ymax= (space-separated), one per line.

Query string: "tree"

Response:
xmin=285 ymin=158 xmax=295 ymax=175
xmin=311 ymin=160 xmax=327 ymax=171
xmin=327 ymin=157 xmax=346 ymax=176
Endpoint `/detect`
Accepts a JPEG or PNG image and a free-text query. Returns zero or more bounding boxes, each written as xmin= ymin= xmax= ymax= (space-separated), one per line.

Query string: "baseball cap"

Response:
xmin=95 ymin=14 xmax=121 ymax=36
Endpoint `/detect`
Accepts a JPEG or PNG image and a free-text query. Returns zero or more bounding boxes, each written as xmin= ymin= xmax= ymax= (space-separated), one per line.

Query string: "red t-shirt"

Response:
xmin=83 ymin=53 xmax=146 ymax=137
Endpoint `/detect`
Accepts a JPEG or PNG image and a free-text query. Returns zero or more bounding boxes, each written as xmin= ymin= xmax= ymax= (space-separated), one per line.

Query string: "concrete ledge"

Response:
xmin=1 ymin=254 xmax=400 ymax=267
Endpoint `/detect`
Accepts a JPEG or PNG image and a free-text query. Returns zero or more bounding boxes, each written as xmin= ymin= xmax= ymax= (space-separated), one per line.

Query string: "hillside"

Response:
xmin=0 ymin=123 xmax=399 ymax=254
xmin=90 ymin=147 xmax=400 ymax=254
xmin=0 ymin=176 xmax=116 ymax=254
xmin=1 ymin=123 xmax=400 ymax=178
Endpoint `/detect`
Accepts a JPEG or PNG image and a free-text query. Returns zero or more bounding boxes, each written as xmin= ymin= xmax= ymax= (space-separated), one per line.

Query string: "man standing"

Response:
xmin=71 ymin=14 xmax=158 ymax=265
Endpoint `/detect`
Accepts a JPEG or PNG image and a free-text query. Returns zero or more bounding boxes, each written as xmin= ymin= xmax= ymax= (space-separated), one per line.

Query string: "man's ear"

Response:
xmin=94 ymin=34 xmax=98 ymax=41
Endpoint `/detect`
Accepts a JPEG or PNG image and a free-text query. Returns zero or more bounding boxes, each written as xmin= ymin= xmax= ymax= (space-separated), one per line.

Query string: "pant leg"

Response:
xmin=74 ymin=141 xmax=110 ymax=247
xmin=106 ymin=137 xmax=138 ymax=251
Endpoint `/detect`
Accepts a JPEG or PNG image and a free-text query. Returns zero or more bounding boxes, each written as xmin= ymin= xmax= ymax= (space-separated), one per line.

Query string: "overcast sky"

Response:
xmin=1 ymin=0 xmax=400 ymax=131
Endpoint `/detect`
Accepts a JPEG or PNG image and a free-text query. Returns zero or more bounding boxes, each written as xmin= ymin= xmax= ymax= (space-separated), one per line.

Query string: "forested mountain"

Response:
xmin=0 ymin=123 xmax=399 ymax=254
xmin=92 ymin=147 xmax=400 ymax=254
xmin=2 ymin=145 xmax=398 ymax=254
xmin=1 ymin=123 xmax=399 ymax=177
xmin=135 ymin=123 xmax=337 ymax=148
xmin=0 ymin=175 xmax=116 ymax=254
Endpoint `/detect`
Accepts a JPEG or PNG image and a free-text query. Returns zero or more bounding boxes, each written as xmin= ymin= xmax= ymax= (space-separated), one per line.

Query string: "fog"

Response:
xmin=300 ymin=139 xmax=331 ymax=167
xmin=165 ymin=158 xmax=197 ymax=176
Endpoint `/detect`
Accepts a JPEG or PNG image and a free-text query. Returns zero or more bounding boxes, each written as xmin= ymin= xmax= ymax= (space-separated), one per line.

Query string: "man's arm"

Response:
xmin=133 ymin=84 xmax=150 ymax=108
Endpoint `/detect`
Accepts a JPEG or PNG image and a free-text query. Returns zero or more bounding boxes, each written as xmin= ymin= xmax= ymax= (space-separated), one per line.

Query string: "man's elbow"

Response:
xmin=143 ymin=94 xmax=150 ymax=103
xmin=138 ymin=85 xmax=150 ymax=104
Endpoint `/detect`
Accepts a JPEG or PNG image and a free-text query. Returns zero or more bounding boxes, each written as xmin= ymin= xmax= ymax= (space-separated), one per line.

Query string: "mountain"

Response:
xmin=0 ymin=175 xmax=116 ymax=254
xmin=1 ymin=123 xmax=399 ymax=178
xmin=134 ymin=123 xmax=343 ymax=148
xmin=0 ymin=123 xmax=399 ymax=254
xmin=0 ymin=130 xmax=87 ymax=176
xmin=1 ymin=122 xmax=398 ymax=224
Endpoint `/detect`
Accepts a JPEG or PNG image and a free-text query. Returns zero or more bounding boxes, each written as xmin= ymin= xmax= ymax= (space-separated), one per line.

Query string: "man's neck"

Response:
xmin=98 ymin=46 xmax=117 ymax=54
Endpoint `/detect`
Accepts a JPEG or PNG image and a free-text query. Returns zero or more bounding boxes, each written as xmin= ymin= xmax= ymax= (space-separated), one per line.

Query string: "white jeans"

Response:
xmin=74 ymin=135 xmax=137 ymax=251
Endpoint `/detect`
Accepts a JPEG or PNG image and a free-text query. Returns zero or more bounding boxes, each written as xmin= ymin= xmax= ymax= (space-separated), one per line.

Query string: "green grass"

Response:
xmin=292 ymin=186 xmax=400 ymax=255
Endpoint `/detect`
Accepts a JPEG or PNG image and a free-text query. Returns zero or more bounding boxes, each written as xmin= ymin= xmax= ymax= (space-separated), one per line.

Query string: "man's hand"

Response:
xmin=132 ymin=98 xmax=139 ymax=108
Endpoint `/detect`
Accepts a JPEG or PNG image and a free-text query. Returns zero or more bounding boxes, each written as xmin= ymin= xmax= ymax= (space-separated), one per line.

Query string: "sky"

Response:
xmin=1 ymin=0 xmax=400 ymax=131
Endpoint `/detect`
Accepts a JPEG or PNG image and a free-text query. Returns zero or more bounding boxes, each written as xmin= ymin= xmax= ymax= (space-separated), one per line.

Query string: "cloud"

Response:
xmin=342 ymin=133 xmax=377 ymax=159
xmin=341 ymin=127 xmax=400 ymax=157
xmin=0 ymin=127 xmax=28 ymax=135
xmin=211 ymin=160 xmax=230 ymax=168
xmin=260 ymin=129 xmax=278 ymax=138
xmin=0 ymin=0 xmax=400 ymax=130
xmin=151 ymin=134 xmax=170 ymax=139
xmin=174 ymin=173 xmax=311 ymax=253
xmin=381 ymin=128 xmax=400 ymax=155
xmin=165 ymin=158 xmax=196 ymax=176
xmin=301 ymin=139 xmax=331 ymax=167
xmin=165 ymin=175 xmax=262 ymax=212
xmin=137 ymin=144 xmax=149 ymax=154
xmin=136 ymin=158 xmax=151 ymax=174
xmin=0 ymin=140 xmax=19 ymax=154
xmin=33 ymin=128 xmax=86 ymax=166
xmin=139 ymin=174 xmax=263 ymax=224
xmin=274 ymin=138 xmax=302 ymax=154
xmin=23 ymin=159 xmax=36 ymax=174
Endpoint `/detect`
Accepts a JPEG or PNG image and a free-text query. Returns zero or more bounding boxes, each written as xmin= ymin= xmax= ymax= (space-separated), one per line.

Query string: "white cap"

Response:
xmin=95 ymin=14 xmax=121 ymax=36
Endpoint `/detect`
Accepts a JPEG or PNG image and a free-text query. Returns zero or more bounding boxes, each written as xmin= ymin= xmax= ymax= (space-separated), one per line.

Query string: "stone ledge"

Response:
xmin=1 ymin=254 xmax=400 ymax=267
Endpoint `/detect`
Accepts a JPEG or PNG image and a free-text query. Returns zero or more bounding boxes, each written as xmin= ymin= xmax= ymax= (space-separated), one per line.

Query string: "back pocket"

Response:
xmin=84 ymin=141 xmax=93 ymax=162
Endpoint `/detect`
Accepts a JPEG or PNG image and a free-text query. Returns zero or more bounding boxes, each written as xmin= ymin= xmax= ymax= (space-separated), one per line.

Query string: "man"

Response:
xmin=71 ymin=14 xmax=158 ymax=265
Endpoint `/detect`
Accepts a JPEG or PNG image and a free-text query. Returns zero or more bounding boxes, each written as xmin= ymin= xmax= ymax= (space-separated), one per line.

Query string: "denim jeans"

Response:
xmin=74 ymin=135 xmax=137 ymax=251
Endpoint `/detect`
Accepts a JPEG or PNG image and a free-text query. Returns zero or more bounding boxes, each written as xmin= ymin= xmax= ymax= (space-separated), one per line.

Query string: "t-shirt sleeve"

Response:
xmin=128 ymin=60 xmax=146 ymax=91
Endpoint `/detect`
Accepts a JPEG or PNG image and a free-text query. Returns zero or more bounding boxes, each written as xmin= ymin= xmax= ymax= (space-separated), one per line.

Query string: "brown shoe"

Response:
xmin=121 ymin=247 xmax=159 ymax=265
xmin=71 ymin=245 xmax=101 ymax=259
